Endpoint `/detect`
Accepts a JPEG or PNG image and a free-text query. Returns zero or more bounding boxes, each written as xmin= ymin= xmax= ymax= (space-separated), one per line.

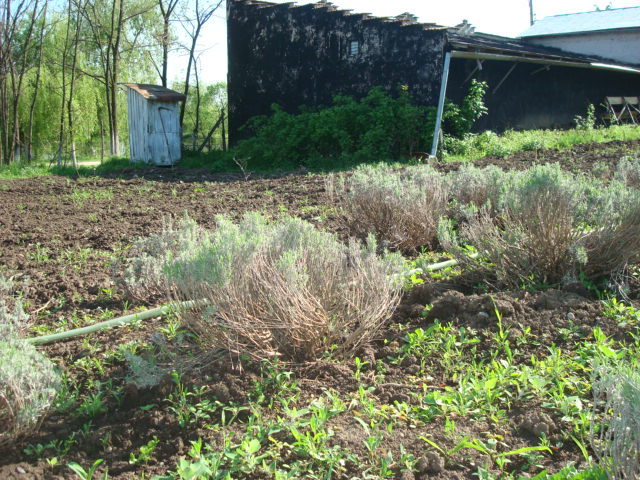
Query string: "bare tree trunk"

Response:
xmin=9 ymin=0 xmax=38 ymax=164
xmin=67 ymin=0 xmax=82 ymax=169
xmin=221 ymin=110 xmax=226 ymax=152
xmin=27 ymin=1 xmax=47 ymax=163
xmin=179 ymin=0 xmax=222 ymax=127
xmin=57 ymin=0 xmax=72 ymax=167
xmin=191 ymin=57 xmax=200 ymax=150
xmin=180 ymin=22 xmax=198 ymax=127
xmin=158 ymin=0 xmax=179 ymax=87
xmin=99 ymin=108 xmax=105 ymax=162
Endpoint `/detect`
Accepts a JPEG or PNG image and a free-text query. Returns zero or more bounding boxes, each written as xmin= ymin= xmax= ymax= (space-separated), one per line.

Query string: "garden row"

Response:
xmin=2 ymin=156 xmax=640 ymax=479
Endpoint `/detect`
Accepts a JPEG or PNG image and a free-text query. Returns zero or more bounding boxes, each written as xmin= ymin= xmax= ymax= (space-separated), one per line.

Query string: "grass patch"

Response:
xmin=444 ymin=125 xmax=640 ymax=162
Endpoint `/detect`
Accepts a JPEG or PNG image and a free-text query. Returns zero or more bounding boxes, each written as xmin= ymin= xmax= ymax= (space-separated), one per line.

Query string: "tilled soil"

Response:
xmin=0 ymin=139 xmax=639 ymax=479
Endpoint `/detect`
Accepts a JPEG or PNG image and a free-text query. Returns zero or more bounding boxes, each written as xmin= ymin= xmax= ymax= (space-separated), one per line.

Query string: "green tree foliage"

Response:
xmin=3 ymin=0 xmax=227 ymax=165
xmin=177 ymin=81 xmax=228 ymax=151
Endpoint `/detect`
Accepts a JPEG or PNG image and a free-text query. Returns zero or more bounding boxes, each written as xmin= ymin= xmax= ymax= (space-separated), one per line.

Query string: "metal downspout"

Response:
xmin=430 ymin=51 xmax=452 ymax=158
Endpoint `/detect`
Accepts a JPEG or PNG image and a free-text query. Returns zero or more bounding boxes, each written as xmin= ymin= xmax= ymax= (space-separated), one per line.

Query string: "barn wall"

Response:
xmin=227 ymin=0 xmax=447 ymax=144
xmin=447 ymin=58 xmax=640 ymax=131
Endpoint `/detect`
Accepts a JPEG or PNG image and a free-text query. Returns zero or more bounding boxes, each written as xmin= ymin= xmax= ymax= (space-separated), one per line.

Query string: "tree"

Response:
xmin=156 ymin=0 xmax=179 ymax=87
xmin=0 ymin=0 xmax=41 ymax=165
xmin=178 ymin=0 xmax=222 ymax=127
xmin=79 ymin=0 xmax=156 ymax=156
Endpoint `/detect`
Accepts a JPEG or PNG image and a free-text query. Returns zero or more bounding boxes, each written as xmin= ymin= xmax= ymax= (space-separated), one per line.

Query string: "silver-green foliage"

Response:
xmin=0 ymin=276 xmax=60 ymax=447
xmin=614 ymin=156 xmax=640 ymax=188
xmin=116 ymin=216 xmax=208 ymax=300
xmin=328 ymin=163 xmax=448 ymax=252
xmin=592 ymin=360 xmax=640 ymax=480
xmin=132 ymin=213 xmax=408 ymax=362
xmin=439 ymin=164 xmax=640 ymax=286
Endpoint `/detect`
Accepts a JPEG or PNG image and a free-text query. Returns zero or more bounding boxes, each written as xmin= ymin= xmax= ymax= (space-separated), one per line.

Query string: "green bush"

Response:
xmin=0 ymin=276 xmax=60 ymax=447
xmin=234 ymin=87 xmax=436 ymax=170
xmin=124 ymin=214 xmax=408 ymax=362
xmin=442 ymin=79 xmax=488 ymax=139
xmin=328 ymin=163 xmax=448 ymax=252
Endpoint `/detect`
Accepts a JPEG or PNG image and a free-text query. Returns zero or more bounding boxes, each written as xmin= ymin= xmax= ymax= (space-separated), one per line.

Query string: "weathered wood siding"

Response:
xmin=127 ymin=88 xmax=149 ymax=163
xmin=147 ymin=102 xmax=181 ymax=166
xmin=127 ymin=88 xmax=181 ymax=165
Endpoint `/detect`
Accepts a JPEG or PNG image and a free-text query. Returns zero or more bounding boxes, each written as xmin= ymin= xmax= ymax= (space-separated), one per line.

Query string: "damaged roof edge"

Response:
xmin=451 ymin=50 xmax=640 ymax=74
xmin=122 ymin=83 xmax=187 ymax=102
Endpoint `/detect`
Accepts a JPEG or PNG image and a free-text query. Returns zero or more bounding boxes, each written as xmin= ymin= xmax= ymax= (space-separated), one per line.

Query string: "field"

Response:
xmin=1 ymin=138 xmax=640 ymax=480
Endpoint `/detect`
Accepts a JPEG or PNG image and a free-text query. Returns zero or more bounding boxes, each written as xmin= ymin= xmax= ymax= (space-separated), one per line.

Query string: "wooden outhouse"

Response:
xmin=124 ymin=84 xmax=186 ymax=166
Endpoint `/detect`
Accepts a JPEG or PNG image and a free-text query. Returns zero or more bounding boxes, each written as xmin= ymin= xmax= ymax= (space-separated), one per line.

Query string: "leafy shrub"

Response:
xmin=234 ymin=87 xmax=436 ymax=170
xmin=127 ymin=214 xmax=407 ymax=363
xmin=591 ymin=360 xmax=640 ymax=480
xmin=328 ymin=164 xmax=448 ymax=252
xmin=439 ymin=164 xmax=640 ymax=287
xmin=574 ymin=104 xmax=597 ymax=130
xmin=442 ymin=79 xmax=488 ymax=139
xmin=0 ymin=276 xmax=60 ymax=447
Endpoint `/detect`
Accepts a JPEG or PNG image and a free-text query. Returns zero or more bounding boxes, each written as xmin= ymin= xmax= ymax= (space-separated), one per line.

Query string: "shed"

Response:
xmin=123 ymin=84 xmax=187 ymax=166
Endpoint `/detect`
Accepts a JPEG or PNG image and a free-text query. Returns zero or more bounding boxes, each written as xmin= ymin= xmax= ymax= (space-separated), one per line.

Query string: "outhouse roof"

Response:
xmin=123 ymin=84 xmax=186 ymax=102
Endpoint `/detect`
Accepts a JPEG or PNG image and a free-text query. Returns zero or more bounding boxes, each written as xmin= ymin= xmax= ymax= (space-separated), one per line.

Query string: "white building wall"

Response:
xmin=527 ymin=30 xmax=640 ymax=66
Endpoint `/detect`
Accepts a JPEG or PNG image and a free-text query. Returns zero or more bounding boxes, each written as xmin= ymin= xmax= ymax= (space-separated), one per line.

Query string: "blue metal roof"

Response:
xmin=520 ymin=6 xmax=640 ymax=37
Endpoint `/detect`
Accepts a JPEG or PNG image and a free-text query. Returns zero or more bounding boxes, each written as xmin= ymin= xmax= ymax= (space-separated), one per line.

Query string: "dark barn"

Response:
xmin=227 ymin=0 xmax=640 ymax=152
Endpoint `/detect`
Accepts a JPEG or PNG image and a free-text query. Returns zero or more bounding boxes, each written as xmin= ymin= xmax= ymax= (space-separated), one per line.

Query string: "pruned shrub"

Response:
xmin=129 ymin=214 xmax=407 ymax=363
xmin=440 ymin=164 xmax=640 ymax=287
xmin=591 ymin=360 xmax=640 ymax=480
xmin=446 ymin=164 xmax=508 ymax=212
xmin=0 ymin=276 xmax=60 ymax=448
xmin=328 ymin=164 xmax=448 ymax=252
xmin=614 ymin=156 xmax=640 ymax=188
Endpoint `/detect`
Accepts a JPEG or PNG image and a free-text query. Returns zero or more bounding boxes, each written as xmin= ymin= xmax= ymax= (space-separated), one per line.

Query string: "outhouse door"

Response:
xmin=148 ymin=102 xmax=181 ymax=166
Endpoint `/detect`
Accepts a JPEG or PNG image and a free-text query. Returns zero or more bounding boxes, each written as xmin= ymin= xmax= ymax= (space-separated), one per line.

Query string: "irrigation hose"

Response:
xmin=26 ymin=301 xmax=199 ymax=346
xmin=423 ymin=252 xmax=478 ymax=272
xmin=26 ymin=254 xmax=478 ymax=346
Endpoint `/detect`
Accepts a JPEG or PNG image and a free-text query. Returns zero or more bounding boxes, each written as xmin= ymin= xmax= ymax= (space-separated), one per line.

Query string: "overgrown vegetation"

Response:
xmin=443 ymin=79 xmax=489 ymax=139
xmin=442 ymin=124 xmax=640 ymax=161
xmin=234 ymin=87 xmax=436 ymax=170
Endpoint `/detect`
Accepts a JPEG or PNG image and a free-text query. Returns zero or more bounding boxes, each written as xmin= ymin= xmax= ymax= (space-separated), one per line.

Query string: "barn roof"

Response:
xmin=123 ymin=84 xmax=186 ymax=102
xmin=520 ymin=7 xmax=640 ymax=38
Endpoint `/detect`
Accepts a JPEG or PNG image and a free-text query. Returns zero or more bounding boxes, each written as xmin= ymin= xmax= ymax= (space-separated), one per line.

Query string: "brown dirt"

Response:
xmin=0 ymin=139 xmax=639 ymax=479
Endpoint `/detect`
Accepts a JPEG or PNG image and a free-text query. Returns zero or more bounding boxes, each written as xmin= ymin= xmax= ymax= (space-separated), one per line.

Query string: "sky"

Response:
xmin=170 ymin=0 xmax=640 ymax=84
